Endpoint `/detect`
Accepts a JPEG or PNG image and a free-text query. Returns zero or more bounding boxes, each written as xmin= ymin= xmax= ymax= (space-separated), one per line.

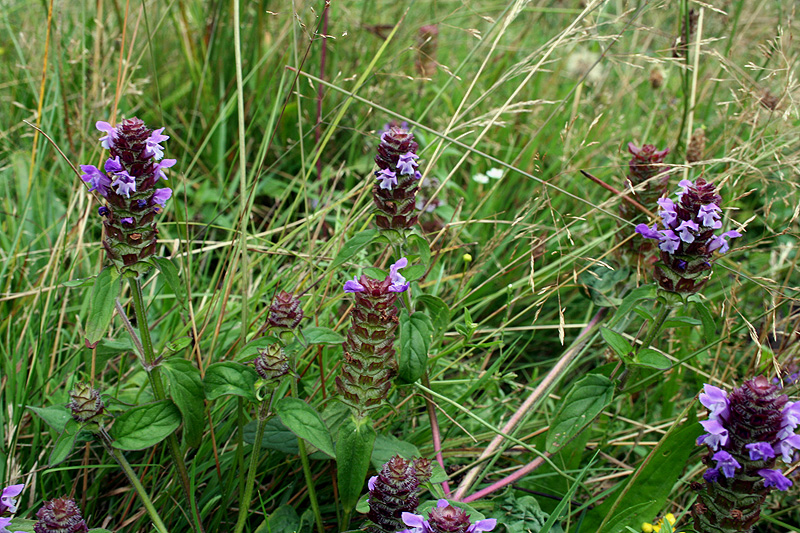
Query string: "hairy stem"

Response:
xmin=291 ymin=368 xmax=324 ymax=533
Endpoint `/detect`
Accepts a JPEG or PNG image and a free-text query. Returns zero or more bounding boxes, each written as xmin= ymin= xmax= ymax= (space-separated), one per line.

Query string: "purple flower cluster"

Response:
xmin=400 ymin=500 xmax=496 ymax=533
xmin=693 ymin=377 xmax=800 ymax=532
xmin=697 ymin=382 xmax=798 ymax=489
xmin=79 ymin=118 xmax=176 ymax=274
xmin=634 ymin=177 xmax=741 ymax=296
xmin=34 ymin=497 xmax=88 ymax=533
xmin=366 ymin=455 xmax=432 ymax=533
xmin=0 ymin=485 xmax=25 ymax=533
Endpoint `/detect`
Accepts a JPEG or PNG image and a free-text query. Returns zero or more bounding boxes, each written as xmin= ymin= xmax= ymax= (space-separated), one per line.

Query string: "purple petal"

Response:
xmin=658 ymin=230 xmax=680 ymax=254
xmin=778 ymin=433 xmax=800 ymax=463
xmin=698 ymin=419 xmax=728 ymax=450
xmin=80 ymin=165 xmax=111 ymax=197
xmin=436 ymin=499 xmax=449 ymax=507
xmin=152 ymin=188 xmax=173 ymax=207
xmin=112 ymin=171 xmax=137 ymax=198
xmin=746 ymin=441 xmax=776 ymax=461
xmin=104 ymin=156 xmax=123 ymax=174
xmin=699 ymin=384 xmax=729 ymax=419
xmin=627 ymin=142 xmax=641 ymax=156
xmin=120 ymin=217 xmax=134 ymax=225
xmin=783 ymin=401 xmax=800 ymax=429
xmin=368 ymin=476 xmax=377 ymax=491
xmin=759 ymin=468 xmax=792 ymax=491
xmin=96 ymin=121 xmax=116 ymax=149
xmin=388 ymin=257 xmax=409 ymax=292
xmin=401 ymin=512 xmax=426 ymax=529
xmin=0 ymin=484 xmax=24 ymax=514
xmin=343 ymin=277 xmax=365 ymax=293
xmin=703 ymin=468 xmax=720 ymax=482
xmin=635 ymin=223 xmax=661 ymax=240
xmin=154 ymin=158 xmax=177 ymax=180
xmin=470 ymin=519 xmax=497 ymax=532
xmin=376 ymin=168 xmax=398 ymax=190
xmin=712 ymin=450 xmax=740 ymax=478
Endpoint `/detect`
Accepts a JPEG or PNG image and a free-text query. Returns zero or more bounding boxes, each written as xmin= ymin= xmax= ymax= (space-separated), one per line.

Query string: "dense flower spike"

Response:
xmin=67 ymin=383 xmax=106 ymax=425
xmin=80 ymin=118 xmax=175 ymax=275
xmin=635 ymin=178 xmax=741 ymax=297
xmin=400 ymin=500 xmax=496 ymax=533
xmin=692 ymin=377 xmax=799 ymax=533
xmin=366 ymin=456 xmax=432 ymax=533
xmin=267 ymin=291 xmax=304 ymax=330
xmin=253 ymin=344 xmax=290 ymax=382
xmin=34 ymin=498 xmax=88 ymax=533
xmin=373 ymin=127 xmax=422 ymax=232
xmin=0 ymin=485 xmax=23 ymax=515
xmin=336 ymin=259 xmax=410 ymax=415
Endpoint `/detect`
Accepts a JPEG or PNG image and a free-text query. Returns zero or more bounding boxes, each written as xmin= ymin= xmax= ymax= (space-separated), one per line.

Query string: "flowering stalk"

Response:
xmin=80 ymin=119 xmax=174 ymax=276
xmin=337 ymin=258 xmax=409 ymax=417
xmin=692 ymin=377 xmax=800 ymax=532
xmin=33 ymin=498 xmax=89 ymax=533
xmin=67 ymin=384 xmax=169 ymax=533
xmin=400 ymin=499 xmax=497 ymax=533
xmin=233 ymin=344 xmax=286 ymax=533
xmin=366 ymin=455 xmax=432 ymax=533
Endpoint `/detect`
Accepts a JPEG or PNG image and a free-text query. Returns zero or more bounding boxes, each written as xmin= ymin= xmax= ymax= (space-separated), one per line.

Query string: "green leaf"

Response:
xmin=662 ymin=316 xmax=701 ymax=328
xmin=236 ymin=336 xmax=279 ymax=362
xmin=254 ymin=504 xmax=300 ymax=533
xmin=245 ymin=418 xmax=299 ymax=454
xmin=600 ymin=327 xmax=633 ymax=362
xmin=586 ymin=409 xmax=702 ymax=533
xmin=633 ymin=349 xmax=672 ymax=370
xmin=608 ymin=284 xmax=657 ymax=327
xmin=49 ymin=418 xmax=81 ymax=466
xmin=330 ymin=229 xmax=379 ymax=269
xmin=88 ymin=529 xmax=115 ymax=533
xmin=303 ymin=326 xmax=345 ymax=345
xmin=693 ymin=300 xmax=716 ymax=345
xmin=163 ymin=359 xmax=205 ymax=448
xmin=371 ymin=433 xmax=421 ymax=470
xmin=402 ymin=264 xmax=426 ymax=282
xmin=275 ymin=397 xmax=335 ymax=458
xmin=62 ymin=276 xmax=95 ymax=288
xmin=204 ymin=362 xmax=258 ymax=402
xmin=28 ymin=405 xmax=70 ymax=433
xmin=546 ymin=374 xmax=614 ymax=453
xmin=110 ymin=400 xmax=181 ymax=451
xmin=407 ymin=233 xmax=431 ymax=268
xmin=164 ymin=337 xmax=192 ymax=354
xmin=415 ymin=294 xmax=450 ymax=337
xmin=5 ymin=518 xmax=36 ymax=533
xmin=398 ymin=311 xmax=433 ymax=383
xmin=152 ymin=256 xmax=186 ymax=305
xmin=84 ymin=267 xmax=121 ymax=347
xmin=337 ymin=415 xmax=377 ymax=513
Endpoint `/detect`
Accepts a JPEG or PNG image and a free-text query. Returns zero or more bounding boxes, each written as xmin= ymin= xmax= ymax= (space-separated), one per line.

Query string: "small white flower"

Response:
xmin=486 ymin=168 xmax=503 ymax=180
xmin=472 ymin=173 xmax=489 ymax=184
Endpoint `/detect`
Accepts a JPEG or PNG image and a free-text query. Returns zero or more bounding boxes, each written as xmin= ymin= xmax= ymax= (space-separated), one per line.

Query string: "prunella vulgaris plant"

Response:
xmin=366 ymin=455 xmax=433 ymax=533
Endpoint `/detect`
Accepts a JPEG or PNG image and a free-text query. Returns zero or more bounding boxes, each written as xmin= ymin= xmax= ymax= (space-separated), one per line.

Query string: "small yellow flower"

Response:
xmin=642 ymin=523 xmax=654 ymax=533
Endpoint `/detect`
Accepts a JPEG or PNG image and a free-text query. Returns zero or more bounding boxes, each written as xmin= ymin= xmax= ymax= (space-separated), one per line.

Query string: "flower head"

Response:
xmin=34 ymin=498 xmax=88 ymax=533
xmin=68 ymin=383 xmax=106 ymax=425
xmin=401 ymin=500 xmax=496 ymax=533
xmin=373 ymin=128 xmax=423 ymax=231
xmin=635 ymin=178 xmax=740 ymax=296
xmin=267 ymin=290 xmax=304 ymax=330
xmin=366 ymin=456 xmax=432 ymax=533
xmin=253 ymin=344 xmax=289 ymax=382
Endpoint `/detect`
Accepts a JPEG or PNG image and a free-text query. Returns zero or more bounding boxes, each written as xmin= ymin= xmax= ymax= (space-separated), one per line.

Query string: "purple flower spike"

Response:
xmin=712 ymin=450 xmax=740 ymax=478
xmin=154 ymin=158 xmax=177 ymax=180
xmin=152 ymin=188 xmax=173 ymax=207
xmin=699 ymin=384 xmax=729 ymax=419
xmin=376 ymin=168 xmax=398 ymax=190
xmin=80 ymin=165 xmax=111 ymax=197
xmin=746 ymin=442 xmax=776 ymax=461
xmin=0 ymin=484 xmax=24 ymax=515
xmin=343 ymin=277 xmax=365 ymax=293
xmin=697 ymin=419 xmax=728 ymax=450
xmin=758 ymin=469 xmax=792 ymax=491
xmin=388 ymin=257 xmax=410 ymax=293
xmin=112 ymin=171 xmax=136 ymax=198
xmin=104 ymin=156 xmax=123 ymax=174
xmin=145 ymin=127 xmax=169 ymax=160
xmin=635 ymin=223 xmax=661 ymax=240
xmin=96 ymin=121 xmax=116 ymax=149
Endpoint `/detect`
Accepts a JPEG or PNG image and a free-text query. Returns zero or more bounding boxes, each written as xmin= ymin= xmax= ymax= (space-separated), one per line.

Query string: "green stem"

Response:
xmin=100 ymin=431 xmax=169 ymax=533
xmin=636 ymin=303 xmax=671 ymax=355
xmin=290 ymin=375 xmax=325 ymax=533
xmin=234 ymin=398 xmax=273 ymax=533
xmin=129 ymin=277 xmax=205 ymax=533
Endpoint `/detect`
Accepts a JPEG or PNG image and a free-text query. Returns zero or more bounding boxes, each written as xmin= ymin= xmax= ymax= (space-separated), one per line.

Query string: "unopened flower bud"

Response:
xmin=68 ymin=383 xmax=105 ymax=425
xmin=34 ymin=498 xmax=88 ymax=533
xmin=268 ymin=291 xmax=304 ymax=330
xmin=253 ymin=344 xmax=289 ymax=382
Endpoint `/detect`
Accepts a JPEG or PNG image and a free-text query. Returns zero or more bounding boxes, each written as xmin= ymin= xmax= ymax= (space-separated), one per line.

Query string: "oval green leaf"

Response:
xmin=163 ymin=359 xmax=206 ymax=448
xmin=275 ymin=397 xmax=335 ymax=458
xmin=303 ymin=326 xmax=345 ymax=346
xmin=204 ymin=361 xmax=258 ymax=402
xmin=336 ymin=415 xmax=377 ymax=513
xmin=398 ymin=311 xmax=433 ymax=383
xmin=85 ymin=267 xmax=121 ymax=347
xmin=546 ymin=374 xmax=614 ymax=453
xmin=110 ymin=400 xmax=181 ymax=451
